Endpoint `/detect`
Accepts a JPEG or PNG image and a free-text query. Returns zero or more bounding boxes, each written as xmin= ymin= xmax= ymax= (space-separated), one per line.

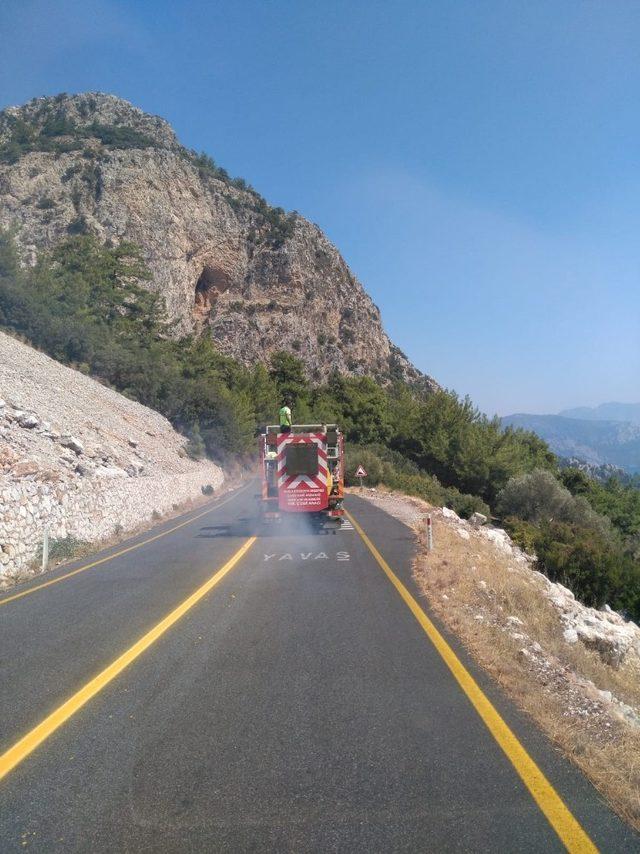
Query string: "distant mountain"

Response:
xmin=559 ymin=403 xmax=640 ymax=424
xmin=502 ymin=413 xmax=640 ymax=473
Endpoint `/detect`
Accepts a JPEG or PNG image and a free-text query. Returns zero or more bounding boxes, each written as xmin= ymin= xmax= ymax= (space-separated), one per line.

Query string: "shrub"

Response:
xmin=344 ymin=445 xmax=490 ymax=519
xmin=35 ymin=536 xmax=91 ymax=566
xmin=50 ymin=536 xmax=90 ymax=562
xmin=67 ymin=215 xmax=90 ymax=235
xmin=503 ymin=515 xmax=640 ymax=620
xmin=534 ymin=522 xmax=638 ymax=615
xmin=62 ymin=164 xmax=81 ymax=182
xmin=443 ymin=489 xmax=490 ymax=519
xmin=0 ymin=116 xmax=157 ymax=164
xmin=497 ymin=469 xmax=573 ymax=524
xmin=345 ymin=447 xmax=388 ymax=485
xmin=185 ymin=423 xmax=206 ymax=460
xmin=561 ymin=467 xmax=640 ymax=539
xmin=503 ymin=517 xmax=540 ymax=554
xmin=87 ymin=123 xmax=154 ymax=149
xmin=497 ymin=469 xmax=612 ymax=536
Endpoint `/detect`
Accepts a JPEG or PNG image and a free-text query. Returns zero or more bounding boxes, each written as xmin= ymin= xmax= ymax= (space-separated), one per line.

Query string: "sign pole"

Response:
xmin=426 ymin=514 xmax=433 ymax=551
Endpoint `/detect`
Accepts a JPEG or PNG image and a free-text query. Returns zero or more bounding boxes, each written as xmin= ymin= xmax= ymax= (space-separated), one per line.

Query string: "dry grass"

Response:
xmin=359 ymin=488 xmax=640 ymax=831
xmin=413 ymin=516 xmax=640 ymax=829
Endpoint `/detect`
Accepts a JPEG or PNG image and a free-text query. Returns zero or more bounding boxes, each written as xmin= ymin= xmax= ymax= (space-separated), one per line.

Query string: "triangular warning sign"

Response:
xmin=354 ymin=465 xmax=368 ymax=478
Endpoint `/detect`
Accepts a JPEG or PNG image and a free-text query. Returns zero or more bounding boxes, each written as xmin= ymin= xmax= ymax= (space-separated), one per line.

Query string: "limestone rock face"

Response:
xmin=0 ymin=93 xmax=437 ymax=388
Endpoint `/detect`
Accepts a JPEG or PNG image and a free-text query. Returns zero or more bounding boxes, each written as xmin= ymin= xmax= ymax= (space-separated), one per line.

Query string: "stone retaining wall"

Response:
xmin=0 ymin=464 xmax=223 ymax=583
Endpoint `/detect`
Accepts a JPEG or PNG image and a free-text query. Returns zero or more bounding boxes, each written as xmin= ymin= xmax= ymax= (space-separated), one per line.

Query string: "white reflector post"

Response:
xmin=42 ymin=528 xmax=49 ymax=572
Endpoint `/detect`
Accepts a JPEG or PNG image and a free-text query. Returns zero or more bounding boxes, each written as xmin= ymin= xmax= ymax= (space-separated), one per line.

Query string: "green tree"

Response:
xmin=321 ymin=374 xmax=391 ymax=444
xmin=269 ymin=351 xmax=310 ymax=412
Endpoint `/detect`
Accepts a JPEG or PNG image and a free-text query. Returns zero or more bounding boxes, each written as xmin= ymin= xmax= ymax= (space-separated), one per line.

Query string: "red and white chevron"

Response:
xmin=277 ymin=432 xmax=328 ymax=512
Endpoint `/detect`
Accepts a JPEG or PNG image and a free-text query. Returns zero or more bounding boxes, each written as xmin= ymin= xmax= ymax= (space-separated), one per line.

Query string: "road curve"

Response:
xmin=0 ymin=486 xmax=637 ymax=852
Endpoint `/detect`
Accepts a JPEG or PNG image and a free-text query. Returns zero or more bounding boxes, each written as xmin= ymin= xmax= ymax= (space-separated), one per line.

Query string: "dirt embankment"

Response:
xmin=353 ymin=487 xmax=640 ymax=830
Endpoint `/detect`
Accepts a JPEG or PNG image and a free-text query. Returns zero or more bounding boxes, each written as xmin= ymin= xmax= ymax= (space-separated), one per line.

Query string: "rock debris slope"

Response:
xmin=0 ymin=331 xmax=223 ymax=583
xmin=0 ymin=92 xmax=436 ymax=388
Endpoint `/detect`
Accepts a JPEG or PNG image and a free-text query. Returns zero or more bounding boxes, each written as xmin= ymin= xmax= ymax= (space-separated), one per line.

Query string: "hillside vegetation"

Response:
xmin=1 ymin=230 xmax=639 ymax=622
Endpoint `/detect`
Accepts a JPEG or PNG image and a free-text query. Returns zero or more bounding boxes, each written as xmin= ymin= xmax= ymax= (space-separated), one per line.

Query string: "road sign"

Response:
xmin=354 ymin=465 xmax=367 ymax=478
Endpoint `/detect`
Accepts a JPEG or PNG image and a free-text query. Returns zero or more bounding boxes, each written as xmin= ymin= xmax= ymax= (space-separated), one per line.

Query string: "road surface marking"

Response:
xmin=0 ymin=536 xmax=256 ymax=782
xmin=0 ymin=485 xmax=250 ymax=607
xmin=262 ymin=551 xmax=350 ymax=561
xmin=346 ymin=509 xmax=597 ymax=854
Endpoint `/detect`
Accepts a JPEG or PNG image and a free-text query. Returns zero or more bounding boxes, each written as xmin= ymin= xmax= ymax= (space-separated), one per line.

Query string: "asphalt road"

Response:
xmin=0 ymin=485 xmax=638 ymax=853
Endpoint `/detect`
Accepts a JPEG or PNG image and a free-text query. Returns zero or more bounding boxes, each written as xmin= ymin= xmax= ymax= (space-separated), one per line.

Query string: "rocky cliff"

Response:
xmin=0 ymin=93 xmax=436 ymax=389
xmin=0 ymin=330 xmax=223 ymax=583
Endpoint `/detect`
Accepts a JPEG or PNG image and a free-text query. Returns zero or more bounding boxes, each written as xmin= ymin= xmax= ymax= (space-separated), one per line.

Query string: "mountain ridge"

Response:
xmin=0 ymin=92 xmax=436 ymax=389
xmin=502 ymin=412 xmax=640 ymax=473
xmin=559 ymin=402 xmax=640 ymax=424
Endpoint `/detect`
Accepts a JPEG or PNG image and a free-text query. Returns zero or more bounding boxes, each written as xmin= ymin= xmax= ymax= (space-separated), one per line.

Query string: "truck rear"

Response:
xmin=259 ymin=424 xmax=344 ymax=529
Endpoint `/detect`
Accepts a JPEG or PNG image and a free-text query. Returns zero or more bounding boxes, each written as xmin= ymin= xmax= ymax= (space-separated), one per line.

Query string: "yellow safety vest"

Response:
xmin=279 ymin=406 xmax=292 ymax=427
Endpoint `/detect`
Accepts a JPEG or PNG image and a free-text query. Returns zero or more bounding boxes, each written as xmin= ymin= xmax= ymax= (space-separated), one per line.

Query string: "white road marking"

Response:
xmin=262 ymin=552 xmax=351 ymax=562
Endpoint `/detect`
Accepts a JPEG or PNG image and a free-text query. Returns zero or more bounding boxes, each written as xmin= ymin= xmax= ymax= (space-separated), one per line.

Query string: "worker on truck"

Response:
xmin=279 ymin=401 xmax=292 ymax=433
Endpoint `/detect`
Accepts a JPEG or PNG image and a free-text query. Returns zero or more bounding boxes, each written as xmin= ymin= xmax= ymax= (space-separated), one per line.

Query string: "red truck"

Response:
xmin=258 ymin=423 xmax=344 ymax=530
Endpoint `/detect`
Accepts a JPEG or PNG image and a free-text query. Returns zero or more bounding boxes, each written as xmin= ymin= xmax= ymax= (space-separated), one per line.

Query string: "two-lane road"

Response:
xmin=0 ymin=487 xmax=637 ymax=852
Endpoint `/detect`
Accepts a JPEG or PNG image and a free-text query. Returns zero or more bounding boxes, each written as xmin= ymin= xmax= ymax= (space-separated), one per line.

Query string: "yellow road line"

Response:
xmin=346 ymin=509 xmax=597 ymax=854
xmin=0 ymin=484 xmax=250 ymax=607
xmin=0 ymin=536 xmax=256 ymax=782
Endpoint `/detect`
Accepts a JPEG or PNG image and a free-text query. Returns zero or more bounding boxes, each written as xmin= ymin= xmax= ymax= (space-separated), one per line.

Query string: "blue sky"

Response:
xmin=1 ymin=0 xmax=638 ymax=415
